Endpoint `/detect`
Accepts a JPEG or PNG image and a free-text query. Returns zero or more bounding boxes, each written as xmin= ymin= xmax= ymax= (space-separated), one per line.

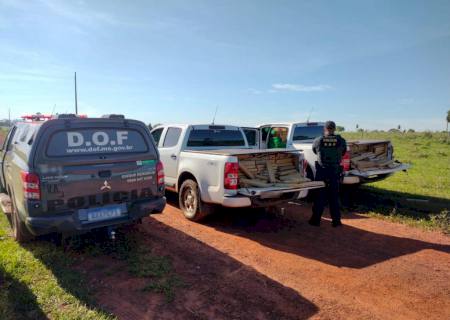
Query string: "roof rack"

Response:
xmin=102 ymin=114 xmax=125 ymax=119
xmin=54 ymin=114 xmax=78 ymax=119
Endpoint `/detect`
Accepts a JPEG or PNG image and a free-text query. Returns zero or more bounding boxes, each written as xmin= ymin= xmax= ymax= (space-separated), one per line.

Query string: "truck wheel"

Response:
xmin=10 ymin=196 xmax=33 ymax=243
xmin=179 ymin=179 xmax=212 ymax=221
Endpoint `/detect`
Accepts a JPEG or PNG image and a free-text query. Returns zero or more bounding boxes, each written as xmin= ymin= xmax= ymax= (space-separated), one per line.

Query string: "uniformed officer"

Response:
xmin=309 ymin=121 xmax=347 ymax=227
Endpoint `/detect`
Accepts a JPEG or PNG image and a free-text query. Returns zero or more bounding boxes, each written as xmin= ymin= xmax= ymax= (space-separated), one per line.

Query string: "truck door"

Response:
xmin=242 ymin=127 xmax=259 ymax=149
xmin=259 ymin=125 xmax=272 ymax=149
xmin=157 ymin=127 xmax=182 ymax=188
xmin=0 ymin=126 xmax=17 ymax=191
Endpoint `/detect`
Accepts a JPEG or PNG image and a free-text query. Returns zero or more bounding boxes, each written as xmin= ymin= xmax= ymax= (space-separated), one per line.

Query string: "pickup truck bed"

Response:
xmin=181 ymin=148 xmax=324 ymax=206
xmin=346 ymin=140 xmax=410 ymax=182
xmin=255 ymin=123 xmax=410 ymax=185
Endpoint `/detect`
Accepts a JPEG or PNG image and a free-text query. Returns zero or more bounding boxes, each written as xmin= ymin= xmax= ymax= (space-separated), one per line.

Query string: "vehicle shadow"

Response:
xmin=200 ymin=204 xmax=450 ymax=269
xmin=21 ymin=219 xmax=319 ymax=319
xmin=343 ymin=185 xmax=450 ymax=218
xmin=0 ymin=265 xmax=48 ymax=320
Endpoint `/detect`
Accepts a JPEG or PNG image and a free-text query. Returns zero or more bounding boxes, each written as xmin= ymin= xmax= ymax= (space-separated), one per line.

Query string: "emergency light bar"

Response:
xmin=21 ymin=114 xmax=53 ymax=122
xmin=21 ymin=113 xmax=88 ymax=122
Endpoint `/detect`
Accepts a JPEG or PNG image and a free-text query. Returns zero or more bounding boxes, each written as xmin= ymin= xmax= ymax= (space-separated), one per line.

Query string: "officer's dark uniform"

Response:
xmin=310 ymin=127 xmax=347 ymax=227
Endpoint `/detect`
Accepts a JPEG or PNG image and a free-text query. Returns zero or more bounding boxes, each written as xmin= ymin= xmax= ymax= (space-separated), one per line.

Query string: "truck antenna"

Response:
xmin=306 ymin=106 xmax=314 ymax=123
xmin=74 ymin=72 xmax=78 ymax=115
xmin=212 ymin=106 xmax=219 ymax=125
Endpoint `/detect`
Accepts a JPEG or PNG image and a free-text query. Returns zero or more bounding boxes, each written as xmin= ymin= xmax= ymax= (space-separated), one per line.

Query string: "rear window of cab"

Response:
xmin=187 ymin=129 xmax=246 ymax=147
xmin=46 ymin=128 xmax=149 ymax=157
xmin=293 ymin=125 xmax=324 ymax=141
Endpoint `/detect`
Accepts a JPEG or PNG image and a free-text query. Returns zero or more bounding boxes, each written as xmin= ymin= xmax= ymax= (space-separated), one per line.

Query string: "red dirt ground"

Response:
xmin=85 ymin=200 xmax=450 ymax=320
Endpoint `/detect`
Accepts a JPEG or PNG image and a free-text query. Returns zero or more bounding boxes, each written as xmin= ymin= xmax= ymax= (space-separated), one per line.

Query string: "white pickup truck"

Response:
xmin=243 ymin=122 xmax=410 ymax=185
xmin=150 ymin=124 xmax=324 ymax=220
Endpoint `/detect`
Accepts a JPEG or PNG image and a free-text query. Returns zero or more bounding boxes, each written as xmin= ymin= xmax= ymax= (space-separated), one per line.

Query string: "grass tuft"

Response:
xmin=142 ymin=276 xmax=185 ymax=302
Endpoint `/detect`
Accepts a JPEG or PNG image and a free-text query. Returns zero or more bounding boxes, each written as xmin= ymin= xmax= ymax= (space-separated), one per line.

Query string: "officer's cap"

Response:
xmin=325 ymin=121 xmax=336 ymax=130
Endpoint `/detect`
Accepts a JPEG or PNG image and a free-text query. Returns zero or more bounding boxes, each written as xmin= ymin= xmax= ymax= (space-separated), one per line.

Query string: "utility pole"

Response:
xmin=8 ymin=107 xmax=11 ymax=127
xmin=74 ymin=72 xmax=78 ymax=114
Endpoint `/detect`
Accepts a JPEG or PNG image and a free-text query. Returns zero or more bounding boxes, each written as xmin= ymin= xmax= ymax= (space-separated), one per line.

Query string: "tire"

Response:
xmin=178 ymin=179 xmax=214 ymax=221
xmin=10 ymin=195 xmax=33 ymax=243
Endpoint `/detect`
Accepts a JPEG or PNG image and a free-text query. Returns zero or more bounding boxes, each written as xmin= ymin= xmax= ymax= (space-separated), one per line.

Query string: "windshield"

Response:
xmin=187 ymin=129 xmax=246 ymax=147
xmin=46 ymin=128 xmax=149 ymax=156
xmin=293 ymin=125 xmax=324 ymax=141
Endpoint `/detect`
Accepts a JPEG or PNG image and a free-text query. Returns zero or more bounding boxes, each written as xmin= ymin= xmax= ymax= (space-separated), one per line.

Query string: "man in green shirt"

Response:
xmin=268 ymin=129 xmax=286 ymax=149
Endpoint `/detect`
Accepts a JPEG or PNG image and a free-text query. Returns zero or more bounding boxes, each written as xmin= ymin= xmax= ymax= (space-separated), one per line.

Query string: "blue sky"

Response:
xmin=1 ymin=0 xmax=449 ymax=131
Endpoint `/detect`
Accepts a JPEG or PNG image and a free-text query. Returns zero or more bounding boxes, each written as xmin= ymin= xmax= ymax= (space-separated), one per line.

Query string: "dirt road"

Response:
xmin=87 ymin=199 xmax=450 ymax=320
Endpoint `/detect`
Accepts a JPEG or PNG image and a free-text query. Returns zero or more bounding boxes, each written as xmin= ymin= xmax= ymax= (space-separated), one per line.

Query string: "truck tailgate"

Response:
xmin=238 ymin=182 xmax=324 ymax=198
xmin=39 ymin=160 xmax=158 ymax=213
xmin=235 ymin=150 xmax=324 ymax=198
xmin=347 ymin=140 xmax=409 ymax=174
xmin=349 ymin=163 xmax=410 ymax=178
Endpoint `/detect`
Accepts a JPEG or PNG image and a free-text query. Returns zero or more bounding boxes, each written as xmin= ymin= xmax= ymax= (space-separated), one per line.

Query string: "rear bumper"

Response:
xmin=220 ymin=183 xmax=324 ymax=207
xmin=222 ymin=196 xmax=252 ymax=207
xmin=221 ymin=192 xmax=302 ymax=208
xmin=25 ymin=197 xmax=166 ymax=236
xmin=343 ymin=163 xmax=410 ymax=185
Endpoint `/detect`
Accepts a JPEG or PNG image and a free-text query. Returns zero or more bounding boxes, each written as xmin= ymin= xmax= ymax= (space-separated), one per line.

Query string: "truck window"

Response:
xmin=293 ymin=125 xmax=324 ymax=141
xmin=261 ymin=127 xmax=271 ymax=142
xmin=151 ymin=128 xmax=163 ymax=145
xmin=5 ymin=127 xmax=17 ymax=151
xmin=187 ymin=129 xmax=245 ymax=147
xmin=46 ymin=128 xmax=149 ymax=157
xmin=243 ymin=129 xmax=257 ymax=146
xmin=163 ymin=127 xmax=182 ymax=147
xmin=19 ymin=124 xmax=30 ymax=142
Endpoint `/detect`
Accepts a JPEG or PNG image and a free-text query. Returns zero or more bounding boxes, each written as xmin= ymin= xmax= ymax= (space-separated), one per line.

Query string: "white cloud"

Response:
xmin=271 ymin=83 xmax=332 ymax=92
xmin=39 ymin=0 xmax=119 ymax=26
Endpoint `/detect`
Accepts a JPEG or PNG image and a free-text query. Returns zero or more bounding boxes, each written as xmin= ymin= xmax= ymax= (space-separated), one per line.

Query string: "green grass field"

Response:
xmin=342 ymin=131 xmax=450 ymax=232
xmin=0 ymin=214 xmax=113 ymax=320
xmin=0 ymin=213 xmax=181 ymax=319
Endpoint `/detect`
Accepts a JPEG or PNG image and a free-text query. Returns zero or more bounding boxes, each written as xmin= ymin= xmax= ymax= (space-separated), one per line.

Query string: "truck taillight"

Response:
xmin=156 ymin=161 xmax=165 ymax=186
xmin=224 ymin=162 xmax=239 ymax=190
xmin=21 ymin=171 xmax=40 ymax=200
xmin=341 ymin=150 xmax=351 ymax=172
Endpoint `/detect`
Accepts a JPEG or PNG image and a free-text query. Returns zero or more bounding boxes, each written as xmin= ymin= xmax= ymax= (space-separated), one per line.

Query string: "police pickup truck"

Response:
xmin=0 ymin=114 xmax=166 ymax=242
xmin=150 ymin=124 xmax=324 ymax=221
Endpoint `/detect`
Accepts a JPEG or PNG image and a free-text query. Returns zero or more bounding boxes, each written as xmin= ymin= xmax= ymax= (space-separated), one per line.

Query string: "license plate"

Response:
xmin=79 ymin=204 xmax=127 ymax=223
